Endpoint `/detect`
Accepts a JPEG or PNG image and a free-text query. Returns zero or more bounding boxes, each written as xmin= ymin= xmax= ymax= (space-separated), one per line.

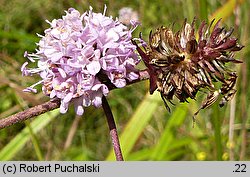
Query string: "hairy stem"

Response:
xmin=102 ymin=96 xmax=124 ymax=161
xmin=0 ymin=99 xmax=60 ymax=129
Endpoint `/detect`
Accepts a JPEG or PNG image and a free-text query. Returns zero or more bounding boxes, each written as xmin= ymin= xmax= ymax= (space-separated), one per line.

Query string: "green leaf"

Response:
xmin=26 ymin=121 xmax=44 ymax=160
xmin=0 ymin=110 xmax=59 ymax=160
xmin=209 ymin=0 xmax=243 ymax=23
xmin=150 ymin=104 xmax=188 ymax=160
xmin=167 ymin=137 xmax=193 ymax=153
xmin=164 ymin=149 xmax=186 ymax=160
xmin=106 ymin=92 xmax=162 ymax=160
xmin=126 ymin=148 xmax=152 ymax=161
xmin=211 ymin=106 xmax=223 ymax=160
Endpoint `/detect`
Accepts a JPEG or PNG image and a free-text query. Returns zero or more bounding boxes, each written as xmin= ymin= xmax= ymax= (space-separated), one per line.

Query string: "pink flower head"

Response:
xmin=22 ymin=6 xmax=140 ymax=115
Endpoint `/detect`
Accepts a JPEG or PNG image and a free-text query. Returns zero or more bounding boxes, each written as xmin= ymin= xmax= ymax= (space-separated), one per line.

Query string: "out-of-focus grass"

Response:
xmin=0 ymin=0 xmax=249 ymax=160
xmin=0 ymin=110 xmax=59 ymax=160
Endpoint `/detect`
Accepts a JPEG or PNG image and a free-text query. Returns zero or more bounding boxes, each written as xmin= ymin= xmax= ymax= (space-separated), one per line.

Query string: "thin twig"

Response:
xmin=0 ymin=70 xmax=149 ymax=130
xmin=64 ymin=115 xmax=82 ymax=150
xmin=102 ymin=96 xmax=124 ymax=161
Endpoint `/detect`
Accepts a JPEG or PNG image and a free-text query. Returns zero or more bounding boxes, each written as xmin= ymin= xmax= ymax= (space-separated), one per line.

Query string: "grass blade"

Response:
xmin=150 ymin=104 xmax=188 ymax=160
xmin=26 ymin=120 xmax=44 ymax=160
xmin=0 ymin=109 xmax=59 ymax=160
xmin=211 ymin=106 xmax=223 ymax=160
xmin=209 ymin=0 xmax=245 ymax=23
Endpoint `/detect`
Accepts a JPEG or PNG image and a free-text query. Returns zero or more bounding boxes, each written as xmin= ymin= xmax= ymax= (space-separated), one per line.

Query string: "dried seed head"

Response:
xmin=134 ymin=19 xmax=243 ymax=116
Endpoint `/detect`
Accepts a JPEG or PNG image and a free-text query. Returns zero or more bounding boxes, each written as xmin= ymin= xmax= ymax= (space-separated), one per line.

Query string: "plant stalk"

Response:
xmin=102 ymin=96 xmax=124 ymax=161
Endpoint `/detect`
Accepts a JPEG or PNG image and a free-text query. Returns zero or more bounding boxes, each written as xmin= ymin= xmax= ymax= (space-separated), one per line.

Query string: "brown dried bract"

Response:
xmin=134 ymin=19 xmax=243 ymax=117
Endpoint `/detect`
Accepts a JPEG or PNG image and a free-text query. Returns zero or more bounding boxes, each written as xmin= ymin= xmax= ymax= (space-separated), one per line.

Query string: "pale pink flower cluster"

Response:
xmin=22 ymin=6 xmax=140 ymax=115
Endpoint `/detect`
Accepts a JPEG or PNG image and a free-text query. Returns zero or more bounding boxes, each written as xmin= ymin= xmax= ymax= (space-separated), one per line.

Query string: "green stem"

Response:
xmin=26 ymin=120 xmax=44 ymax=160
xmin=211 ymin=107 xmax=223 ymax=160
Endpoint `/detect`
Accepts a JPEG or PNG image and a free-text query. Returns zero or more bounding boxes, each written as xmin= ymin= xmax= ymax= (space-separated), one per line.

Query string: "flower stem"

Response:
xmin=101 ymin=96 xmax=124 ymax=161
xmin=0 ymin=99 xmax=60 ymax=129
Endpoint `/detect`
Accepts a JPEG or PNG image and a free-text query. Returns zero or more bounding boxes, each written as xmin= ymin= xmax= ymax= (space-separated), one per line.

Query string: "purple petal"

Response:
xmin=51 ymin=52 xmax=63 ymax=62
xmin=130 ymin=20 xmax=140 ymax=27
xmin=91 ymin=83 xmax=102 ymax=91
xmin=64 ymin=92 xmax=73 ymax=103
xmin=60 ymin=101 xmax=69 ymax=114
xmin=21 ymin=62 xmax=29 ymax=76
xmin=82 ymin=95 xmax=91 ymax=107
xmin=101 ymin=85 xmax=109 ymax=95
xmin=23 ymin=87 xmax=37 ymax=93
xmin=107 ymin=28 xmax=119 ymax=41
xmin=86 ymin=61 xmax=101 ymax=75
xmin=50 ymin=90 xmax=56 ymax=98
xmin=100 ymin=58 xmax=107 ymax=70
xmin=74 ymin=98 xmax=84 ymax=115
xmin=114 ymin=78 xmax=126 ymax=88
xmin=127 ymin=71 xmax=139 ymax=81
xmin=58 ymin=68 xmax=67 ymax=78
xmin=75 ymin=105 xmax=84 ymax=115
xmin=23 ymin=51 xmax=28 ymax=57
xmin=94 ymin=49 xmax=101 ymax=59
xmin=92 ymin=95 xmax=102 ymax=107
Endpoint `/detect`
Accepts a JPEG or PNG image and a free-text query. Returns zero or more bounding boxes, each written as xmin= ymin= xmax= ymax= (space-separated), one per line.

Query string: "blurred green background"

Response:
xmin=0 ymin=0 xmax=249 ymax=160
